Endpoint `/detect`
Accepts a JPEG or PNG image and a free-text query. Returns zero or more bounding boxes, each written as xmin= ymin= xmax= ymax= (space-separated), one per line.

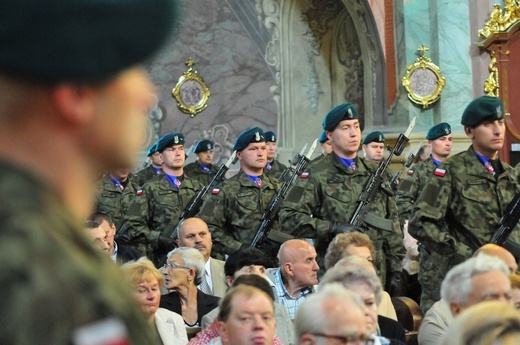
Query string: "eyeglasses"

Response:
xmin=163 ymin=262 xmax=190 ymax=271
xmin=310 ymin=333 xmax=374 ymax=345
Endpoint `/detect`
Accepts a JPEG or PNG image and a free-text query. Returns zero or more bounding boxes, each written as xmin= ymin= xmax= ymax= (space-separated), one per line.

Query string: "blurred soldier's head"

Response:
xmin=175 ymin=217 xmax=213 ymax=262
xmin=264 ymin=131 xmax=278 ymax=162
xmin=109 ymin=168 xmax=131 ymax=182
xmin=157 ymin=132 xmax=185 ymax=175
xmin=234 ymin=127 xmax=267 ymax=176
xmin=361 ymin=131 xmax=385 ymax=163
xmin=194 ymin=139 xmax=214 ymax=166
xmin=147 ymin=143 xmax=163 ymax=168
xmin=461 ymin=96 xmax=505 ymax=159
xmin=322 ymin=103 xmax=361 ymax=159
xmin=426 ymin=122 xmax=453 ymax=162
xmin=318 ymin=131 xmax=332 ymax=156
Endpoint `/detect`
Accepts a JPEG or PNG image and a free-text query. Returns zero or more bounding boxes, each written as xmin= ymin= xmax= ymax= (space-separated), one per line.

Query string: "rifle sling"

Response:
xmin=267 ymin=230 xmax=295 ymax=244
xmin=364 ymin=213 xmax=393 ymax=232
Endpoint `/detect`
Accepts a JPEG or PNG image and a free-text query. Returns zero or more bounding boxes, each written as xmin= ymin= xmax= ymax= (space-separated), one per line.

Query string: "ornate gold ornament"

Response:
xmin=484 ymin=51 xmax=500 ymax=97
xmin=402 ymin=45 xmax=446 ymax=109
xmin=478 ymin=0 xmax=520 ymax=39
xmin=172 ymin=58 xmax=210 ymax=117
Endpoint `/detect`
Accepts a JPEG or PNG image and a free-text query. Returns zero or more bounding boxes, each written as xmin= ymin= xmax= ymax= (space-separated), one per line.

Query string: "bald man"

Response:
xmin=474 ymin=243 xmax=518 ymax=274
xmin=175 ymin=217 xmax=226 ymax=297
xmin=266 ymin=239 xmax=319 ymax=319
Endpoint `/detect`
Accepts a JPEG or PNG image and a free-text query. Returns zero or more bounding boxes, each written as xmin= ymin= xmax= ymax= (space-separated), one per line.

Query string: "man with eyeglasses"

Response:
xmin=124 ymin=132 xmax=204 ymax=265
xmin=295 ymin=283 xmax=372 ymax=345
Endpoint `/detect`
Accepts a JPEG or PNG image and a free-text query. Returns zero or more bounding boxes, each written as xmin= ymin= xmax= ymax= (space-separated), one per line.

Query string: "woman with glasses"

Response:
xmin=160 ymin=247 xmax=220 ymax=335
xmin=121 ymin=257 xmax=188 ymax=345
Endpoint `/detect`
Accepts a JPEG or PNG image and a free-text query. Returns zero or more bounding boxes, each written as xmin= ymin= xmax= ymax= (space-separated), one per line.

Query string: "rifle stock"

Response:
xmin=490 ymin=193 xmax=520 ymax=258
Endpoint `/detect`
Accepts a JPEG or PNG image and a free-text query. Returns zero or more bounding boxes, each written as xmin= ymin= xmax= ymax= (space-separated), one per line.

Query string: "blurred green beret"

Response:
xmin=265 ymin=131 xmax=277 ymax=143
xmin=194 ymin=139 xmax=214 ymax=153
xmin=233 ymin=127 xmax=266 ymax=151
xmin=461 ymin=96 xmax=505 ymax=127
xmin=146 ymin=143 xmax=158 ymax=157
xmin=0 ymin=0 xmax=178 ymax=83
xmin=156 ymin=132 xmax=185 ymax=152
xmin=322 ymin=103 xmax=359 ymax=131
xmin=318 ymin=131 xmax=328 ymax=144
xmin=426 ymin=122 xmax=451 ymax=140
xmin=362 ymin=131 xmax=385 ymax=145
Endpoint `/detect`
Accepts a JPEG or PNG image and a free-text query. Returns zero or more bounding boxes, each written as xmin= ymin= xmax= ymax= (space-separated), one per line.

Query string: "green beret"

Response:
xmin=156 ymin=132 xmax=185 ymax=152
xmin=426 ymin=122 xmax=451 ymax=140
xmin=362 ymin=131 xmax=385 ymax=145
xmin=318 ymin=131 xmax=328 ymax=144
xmin=194 ymin=139 xmax=214 ymax=153
xmin=264 ymin=131 xmax=277 ymax=142
xmin=233 ymin=127 xmax=266 ymax=151
xmin=461 ymin=96 xmax=505 ymax=127
xmin=0 ymin=0 xmax=178 ymax=83
xmin=146 ymin=143 xmax=158 ymax=157
xmin=322 ymin=103 xmax=359 ymax=131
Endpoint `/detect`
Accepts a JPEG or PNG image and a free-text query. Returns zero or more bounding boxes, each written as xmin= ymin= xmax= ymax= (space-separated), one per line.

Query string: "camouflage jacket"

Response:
xmin=198 ymin=170 xmax=283 ymax=257
xmin=279 ymin=153 xmax=405 ymax=275
xmin=123 ymin=173 xmax=203 ymax=257
xmin=0 ymin=160 xmax=158 ymax=344
xmin=265 ymin=159 xmax=288 ymax=180
xmin=183 ymin=161 xmax=220 ymax=187
xmin=409 ymin=146 xmax=520 ymax=261
xmin=95 ymin=173 xmax=140 ymax=229
xmin=396 ymin=157 xmax=437 ymax=225
xmin=134 ymin=165 xmax=161 ymax=187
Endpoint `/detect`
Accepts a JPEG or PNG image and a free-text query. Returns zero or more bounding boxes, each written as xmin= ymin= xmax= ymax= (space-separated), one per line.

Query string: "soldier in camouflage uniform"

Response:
xmin=410 ymin=96 xmax=520 ymax=312
xmin=124 ymin=132 xmax=204 ymax=265
xmin=134 ymin=142 xmax=163 ymax=186
xmin=264 ymin=131 xmax=288 ymax=179
xmin=0 ymin=0 xmax=177 ymax=343
xmin=95 ymin=168 xmax=140 ymax=229
xmin=184 ymin=139 xmax=220 ymax=186
xmin=308 ymin=130 xmax=332 ymax=167
xmin=199 ymin=127 xmax=284 ymax=259
xmin=396 ymin=122 xmax=453 ymax=312
xmin=361 ymin=131 xmax=386 ymax=163
xmin=280 ymin=103 xmax=405 ymax=292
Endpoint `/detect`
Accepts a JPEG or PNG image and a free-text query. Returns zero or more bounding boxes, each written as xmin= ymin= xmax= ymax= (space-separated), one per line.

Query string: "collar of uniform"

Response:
xmin=329 ymin=152 xmax=372 ymax=174
xmin=102 ymin=174 xmax=124 ymax=193
xmin=238 ymin=170 xmax=266 ymax=188
xmin=464 ymin=146 xmax=498 ymax=181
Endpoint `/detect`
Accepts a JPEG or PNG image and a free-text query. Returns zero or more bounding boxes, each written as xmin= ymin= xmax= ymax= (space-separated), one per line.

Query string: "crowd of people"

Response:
xmin=2 ymin=1 xmax=520 ymax=345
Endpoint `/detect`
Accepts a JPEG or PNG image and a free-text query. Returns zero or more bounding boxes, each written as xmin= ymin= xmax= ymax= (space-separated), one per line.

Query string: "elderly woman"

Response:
xmin=121 ymin=257 xmax=188 ymax=345
xmin=160 ymin=247 xmax=220 ymax=331
xmin=321 ymin=260 xmax=406 ymax=345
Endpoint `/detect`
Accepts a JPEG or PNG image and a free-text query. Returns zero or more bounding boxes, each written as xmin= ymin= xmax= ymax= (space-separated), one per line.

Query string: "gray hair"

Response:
xmin=167 ymin=247 xmax=205 ymax=285
xmin=321 ymin=265 xmax=382 ymax=305
xmin=441 ymin=253 xmax=510 ymax=305
xmin=294 ymin=283 xmax=363 ymax=339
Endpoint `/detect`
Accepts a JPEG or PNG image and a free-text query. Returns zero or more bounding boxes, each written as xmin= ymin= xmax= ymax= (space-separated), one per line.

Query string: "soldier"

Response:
xmin=361 ymin=131 xmax=386 ymax=163
xmin=198 ymin=127 xmax=284 ymax=259
xmin=308 ymin=131 xmax=332 ymax=167
xmin=123 ymin=132 xmax=204 ymax=265
xmin=0 ymin=0 xmax=177 ymax=343
xmin=95 ymin=168 xmax=140 ymax=229
xmin=279 ymin=103 xmax=405 ymax=293
xmin=134 ymin=143 xmax=163 ymax=186
xmin=184 ymin=139 xmax=220 ymax=186
xmin=409 ymin=95 xmax=520 ymax=312
xmin=265 ymin=130 xmax=288 ymax=179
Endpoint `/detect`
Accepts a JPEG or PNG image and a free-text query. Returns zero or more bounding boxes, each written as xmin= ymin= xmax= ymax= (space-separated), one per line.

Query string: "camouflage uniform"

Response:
xmin=279 ymin=153 xmax=405 ymax=286
xmin=410 ymin=146 xmax=520 ymax=311
xmin=198 ymin=170 xmax=283 ymax=259
xmin=95 ymin=173 xmax=140 ymax=229
xmin=123 ymin=174 xmax=203 ymax=263
xmin=183 ymin=161 xmax=220 ymax=186
xmin=265 ymin=159 xmax=288 ymax=180
xmin=134 ymin=165 xmax=161 ymax=187
xmin=0 ymin=161 xmax=158 ymax=344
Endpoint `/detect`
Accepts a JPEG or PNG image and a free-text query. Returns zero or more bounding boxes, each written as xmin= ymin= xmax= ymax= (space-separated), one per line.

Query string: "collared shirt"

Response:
xmin=110 ymin=241 xmax=118 ymax=263
xmin=271 ymin=268 xmax=314 ymax=319
xmin=197 ymin=259 xmax=213 ymax=293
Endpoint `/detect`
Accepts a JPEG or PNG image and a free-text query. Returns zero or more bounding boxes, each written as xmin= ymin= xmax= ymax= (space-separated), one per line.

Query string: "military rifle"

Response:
xmin=277 ymin=143 xmax=308 ymax=182
xmin=350 ymin=117 xmax=416 ymax=227
xmin=251 ymin=139 xmax=317 ymax=248
xmin=490 ymin=192 xmax=520 ymax=258
xmin=169 ymin=150 xmax=237 ymax=238
xmin=389 ymin=142 xmax=422 ymax=190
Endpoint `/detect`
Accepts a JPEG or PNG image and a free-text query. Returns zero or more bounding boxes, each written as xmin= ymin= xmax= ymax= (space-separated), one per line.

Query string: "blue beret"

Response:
xmin=194 ymin=139 xmax=214 ymax=153
xmin=362 ymin=131 xmax=385 ymax=145
xmin=0 ymin=0 xmax=178 ymax=83
xmin=318 ymin=131 xmax=328 ymax=144
xmin=461 ymin=96 xmax=505 ymax=127
xmin=156 ymin=132 xmax=185 ymax=152
xmin=146 ymin=143 xmax=158 ymax=157
xmin=265 ymin=131 xmax=277 ymax=142
xmin=322 ymin=103 xmax=359 ymax=131
xmin=233 ymin=127 xmax=266 ymax=151
xmin=426 ymin=122 xmax=451 ymax=140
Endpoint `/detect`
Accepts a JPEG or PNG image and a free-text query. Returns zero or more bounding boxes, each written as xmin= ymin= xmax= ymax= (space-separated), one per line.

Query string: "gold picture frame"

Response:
xmin=172 ymin=58 xmax=210 ymax=117
xmin=402 ymin=45 xmax=446 ymax=109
